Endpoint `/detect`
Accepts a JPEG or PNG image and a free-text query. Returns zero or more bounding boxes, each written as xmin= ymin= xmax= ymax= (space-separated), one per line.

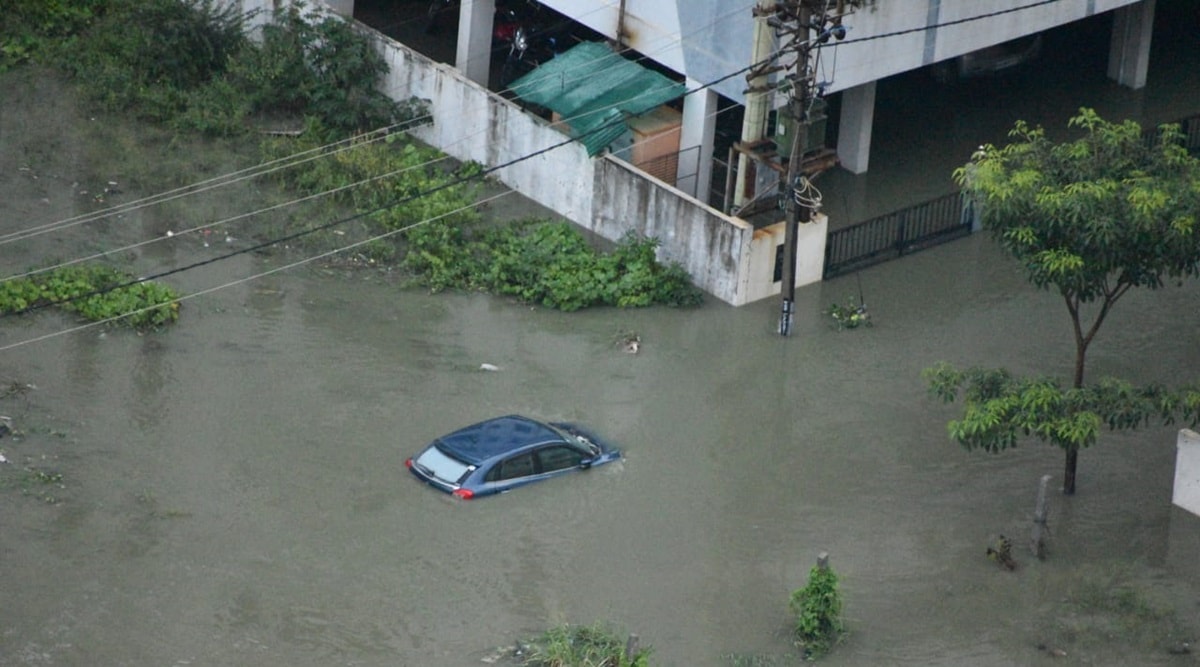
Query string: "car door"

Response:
xmin=535 ymin=444 xmax=585 ymax=475
xmin=483 ymin=450 xmax=539 ymax=493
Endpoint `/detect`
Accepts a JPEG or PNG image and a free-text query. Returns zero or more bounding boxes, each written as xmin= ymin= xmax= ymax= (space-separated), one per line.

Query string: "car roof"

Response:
xmin=436 ymin=415 xmax=565 ymax=464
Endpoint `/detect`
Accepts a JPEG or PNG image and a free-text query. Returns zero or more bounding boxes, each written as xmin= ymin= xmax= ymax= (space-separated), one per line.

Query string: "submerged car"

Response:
xmin=932 ymin=34 xmax=1043 ymax=82
xmin=406 ymin=415 xmax=621 ymax=499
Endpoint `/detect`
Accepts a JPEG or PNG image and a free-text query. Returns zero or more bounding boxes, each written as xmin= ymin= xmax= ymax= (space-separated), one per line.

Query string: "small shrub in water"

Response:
xmin=789 ymin=563 xmax=844 ymax=658
xmin=0 ymin=265 xmax=180 ymax=329
xmin=523 ymin=622 xmax=651 ymax=667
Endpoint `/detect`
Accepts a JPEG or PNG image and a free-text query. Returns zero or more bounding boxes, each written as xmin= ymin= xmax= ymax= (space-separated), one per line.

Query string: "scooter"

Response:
xmin=498 ymin=5 xmax=566 ymax=87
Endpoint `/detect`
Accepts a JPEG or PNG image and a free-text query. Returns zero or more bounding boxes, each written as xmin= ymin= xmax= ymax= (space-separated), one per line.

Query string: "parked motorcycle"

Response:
xmin=497 ymin=4 xmax=568 ymax=87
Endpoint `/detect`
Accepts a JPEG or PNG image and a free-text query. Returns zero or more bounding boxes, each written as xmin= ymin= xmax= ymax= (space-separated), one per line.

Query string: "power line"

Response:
xmin=819 ymin=0 xmax=1066 ymax=49
xmin=3 ymin=2 xmax=753 ymax=280
xmin=0 ymin=48 xmax=777 ymax=346
xmin=4 ymin=0 xmax=1044 ymax=301
xmin=0 ymin=0 xmax=636 ymax=250
xmin=0 ymin=188 xmax=518 ymax=352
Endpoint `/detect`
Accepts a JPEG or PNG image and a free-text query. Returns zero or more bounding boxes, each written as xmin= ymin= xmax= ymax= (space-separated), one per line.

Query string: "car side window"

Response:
xmin=493 ymin=452 xmax=536 ymax=480
xmin=537 ymin=445 xmax=584 ymax=473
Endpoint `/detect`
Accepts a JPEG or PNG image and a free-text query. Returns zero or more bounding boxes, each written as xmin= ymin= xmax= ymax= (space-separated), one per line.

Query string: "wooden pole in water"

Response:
xmin=817 ymin=551 xmax=829 ymax=570
xmin=1031 ymin=474 xmax=1051 ymax=559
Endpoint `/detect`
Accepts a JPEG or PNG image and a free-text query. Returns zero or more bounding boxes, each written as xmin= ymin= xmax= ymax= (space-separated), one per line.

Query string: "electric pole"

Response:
xmin=755 ymin=1 xmax=850 ymax=335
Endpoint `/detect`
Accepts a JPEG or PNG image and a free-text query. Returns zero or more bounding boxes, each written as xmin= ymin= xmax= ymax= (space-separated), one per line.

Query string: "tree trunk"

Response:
xmin=1063 ymin=446 xmax=1078 ymax=495
xmin=1067 ymin=320 xmax=1087 ymax=495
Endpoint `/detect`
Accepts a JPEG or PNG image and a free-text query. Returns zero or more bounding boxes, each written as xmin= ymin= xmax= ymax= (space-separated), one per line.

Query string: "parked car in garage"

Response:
xmin=932 ymin=34 xmax=1043 ymax=82
xmin=406 ymin=415 xmax=621 ymax=499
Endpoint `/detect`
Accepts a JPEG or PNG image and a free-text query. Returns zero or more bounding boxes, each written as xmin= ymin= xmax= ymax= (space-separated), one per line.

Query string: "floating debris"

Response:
xmin=479 ymin=363 xmax=501 ymax=372
xmin=986 ymin=534 xmax=1017 ymax=571
xmin=613 ymin=329 xmax=641 ymax=354
xmin=1036 ymin=643 xmax=1068 ymax=658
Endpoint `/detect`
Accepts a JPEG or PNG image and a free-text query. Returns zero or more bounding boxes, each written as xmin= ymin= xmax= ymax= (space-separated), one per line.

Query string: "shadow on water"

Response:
xmin=2 ymin=3 xmax=1200 ymax=665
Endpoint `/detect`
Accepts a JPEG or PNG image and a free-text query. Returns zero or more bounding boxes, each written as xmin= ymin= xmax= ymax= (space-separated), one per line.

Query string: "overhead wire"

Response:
xmin=0 ymin=188 xmax=519 ymax=352
xmin=0 ymin=0 xmax=629 ymax=250
xmin=5 ymin=0 xmax=1060 ymax=255
xmin=0 ymin=0 xmax=686 ymax=257
xmin=0 ymin=29 xmax=786 ymax=351
xmin=0 ymin=0 xmax=1071 ymax=350
xmin=3 ymin=0 xmax=754 ymax=280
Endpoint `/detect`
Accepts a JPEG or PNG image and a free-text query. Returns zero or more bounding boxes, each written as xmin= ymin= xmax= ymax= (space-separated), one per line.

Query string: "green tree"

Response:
xmin=932 ymin=109 xmax=1200 ymax=495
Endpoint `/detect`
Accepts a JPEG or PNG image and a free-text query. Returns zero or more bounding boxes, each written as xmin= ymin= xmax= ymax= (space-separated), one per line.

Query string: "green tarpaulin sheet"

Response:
xmin=509 ymin=41 xmax=687 ymax=156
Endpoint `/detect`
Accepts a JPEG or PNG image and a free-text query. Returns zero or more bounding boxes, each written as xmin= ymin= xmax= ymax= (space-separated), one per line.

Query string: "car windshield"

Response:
xmin=415 ymin=444 xmax=472 ymax=484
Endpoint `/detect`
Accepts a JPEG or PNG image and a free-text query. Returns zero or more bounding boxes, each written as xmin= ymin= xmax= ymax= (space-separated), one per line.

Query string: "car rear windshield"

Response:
xmin=415 ymin=444 xmax=472 ymax=485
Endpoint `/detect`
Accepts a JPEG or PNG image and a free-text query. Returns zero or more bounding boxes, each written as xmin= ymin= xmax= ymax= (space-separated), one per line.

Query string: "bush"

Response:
xmin=788 ymin=563 xmax=844 ymax=659
xmin=44 ymin=0 xmax=421 ymax=137
xmin=50 ymin=0 xmax=247 ymax=123
xmin=225 ymin=1 xmax=416 ymax=135
xmin=1 ymin=0 xmax=107 ymax=71
xmin=522 ymin=622 xmax=651 ymax=667
xmin=0 ymin=265 xmax=180 ymax=330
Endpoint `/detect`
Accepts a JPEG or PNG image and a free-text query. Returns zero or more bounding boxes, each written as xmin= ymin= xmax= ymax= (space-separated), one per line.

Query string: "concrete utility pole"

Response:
xmin=733 ymin=0 xmax=779 ymax=211
xmin=763 ymin=0 xmax=848 ymax=335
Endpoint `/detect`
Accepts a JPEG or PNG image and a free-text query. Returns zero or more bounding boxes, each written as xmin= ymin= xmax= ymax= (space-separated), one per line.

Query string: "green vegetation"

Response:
xmin=4 ymin=0 xmax=701 ymax=315
xmin=788 ymin=563 xmax=844 ymax=659
xmin=824 ymin=296 xmax=870 ymax=330
xmin=1 ymin=0 xmax=106 ymax=71
xmin=34 ymin=0 xmax=422 ymax=136
xmin=930 ymin=109 xmax=1200 ymax=494
xmin=266 ymin=130 xmax=704 ymax=309
xmin=1037 ymin=565 xmax=1194 ymax=656
xmin=521 ymin=622 xmax=651 ymax=667
xmin=0 ymin=466 xmax=66 ymax=504
xmin=0 ymin=265 xmax=181 ymax=329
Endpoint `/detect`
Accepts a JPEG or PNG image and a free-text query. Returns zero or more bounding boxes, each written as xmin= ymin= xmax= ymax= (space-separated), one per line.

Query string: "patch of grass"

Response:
xmin=1041 ymin=564 xmax=1193 ymax=655
xmin=0 ymin=466 xmax=66 ymax=504
xmin=522 ymin=622 xmax=651 ymax=667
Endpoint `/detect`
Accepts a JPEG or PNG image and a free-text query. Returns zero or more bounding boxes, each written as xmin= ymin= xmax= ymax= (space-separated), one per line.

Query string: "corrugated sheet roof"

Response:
xmin=509 ymin=41 xmax=687 ymax=156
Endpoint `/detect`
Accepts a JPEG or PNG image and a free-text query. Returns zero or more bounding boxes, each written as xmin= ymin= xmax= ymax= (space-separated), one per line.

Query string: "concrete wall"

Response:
xmin=236 ymin=0 xmax=825 ymax=305
xmin=360 ymin=20 xmax=822 ymax=305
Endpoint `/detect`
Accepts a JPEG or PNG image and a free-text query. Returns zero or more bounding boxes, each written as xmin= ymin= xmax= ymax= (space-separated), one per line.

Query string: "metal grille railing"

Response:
xmin=823 ymin=192 xmax=973 ymax=279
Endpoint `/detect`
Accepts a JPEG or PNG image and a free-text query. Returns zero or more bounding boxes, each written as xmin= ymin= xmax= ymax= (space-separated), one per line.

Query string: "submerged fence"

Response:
xmin=823 ymin=111 xmax=1200 ymax=280
xmin=823 ymin=192 xmax=974 ymax=279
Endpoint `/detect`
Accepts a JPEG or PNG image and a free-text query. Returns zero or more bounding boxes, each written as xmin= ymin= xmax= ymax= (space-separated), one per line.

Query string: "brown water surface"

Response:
xmin=3 ymin=14 xmax=1200 ymax=665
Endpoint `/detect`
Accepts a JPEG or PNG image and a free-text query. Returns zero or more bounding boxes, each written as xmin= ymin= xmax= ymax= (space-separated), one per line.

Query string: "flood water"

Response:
xmin=3 ymin=5 xmax=1200 ymax=666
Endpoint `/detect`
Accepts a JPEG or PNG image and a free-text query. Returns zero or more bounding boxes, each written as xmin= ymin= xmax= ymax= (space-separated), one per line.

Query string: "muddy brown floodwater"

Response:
xmin=3 ymin=16 xmax=1200 ymax=667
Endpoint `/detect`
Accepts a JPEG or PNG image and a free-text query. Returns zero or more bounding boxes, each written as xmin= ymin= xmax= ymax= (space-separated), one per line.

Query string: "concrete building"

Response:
xmin=248 ymin=0 xmax=1164 ymax=306
xmin=425 ymin=0 xmax=1158 ymax=182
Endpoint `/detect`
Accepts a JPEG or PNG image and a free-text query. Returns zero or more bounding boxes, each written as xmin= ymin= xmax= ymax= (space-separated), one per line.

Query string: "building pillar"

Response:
xmin=1107 ymin=0 xmax=1156 ymax=90
xmin=677 ymin=81 xmax=717 ymax=202
xmin=456 ymin=0 xmax=496 ymax=86
xmin=836 ymin=81 xmax=876 ymax=175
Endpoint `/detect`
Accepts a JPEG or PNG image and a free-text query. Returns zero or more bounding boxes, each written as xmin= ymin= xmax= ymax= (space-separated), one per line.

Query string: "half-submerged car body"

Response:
xmin=406 ymin=415 xmax=621 ymax=499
